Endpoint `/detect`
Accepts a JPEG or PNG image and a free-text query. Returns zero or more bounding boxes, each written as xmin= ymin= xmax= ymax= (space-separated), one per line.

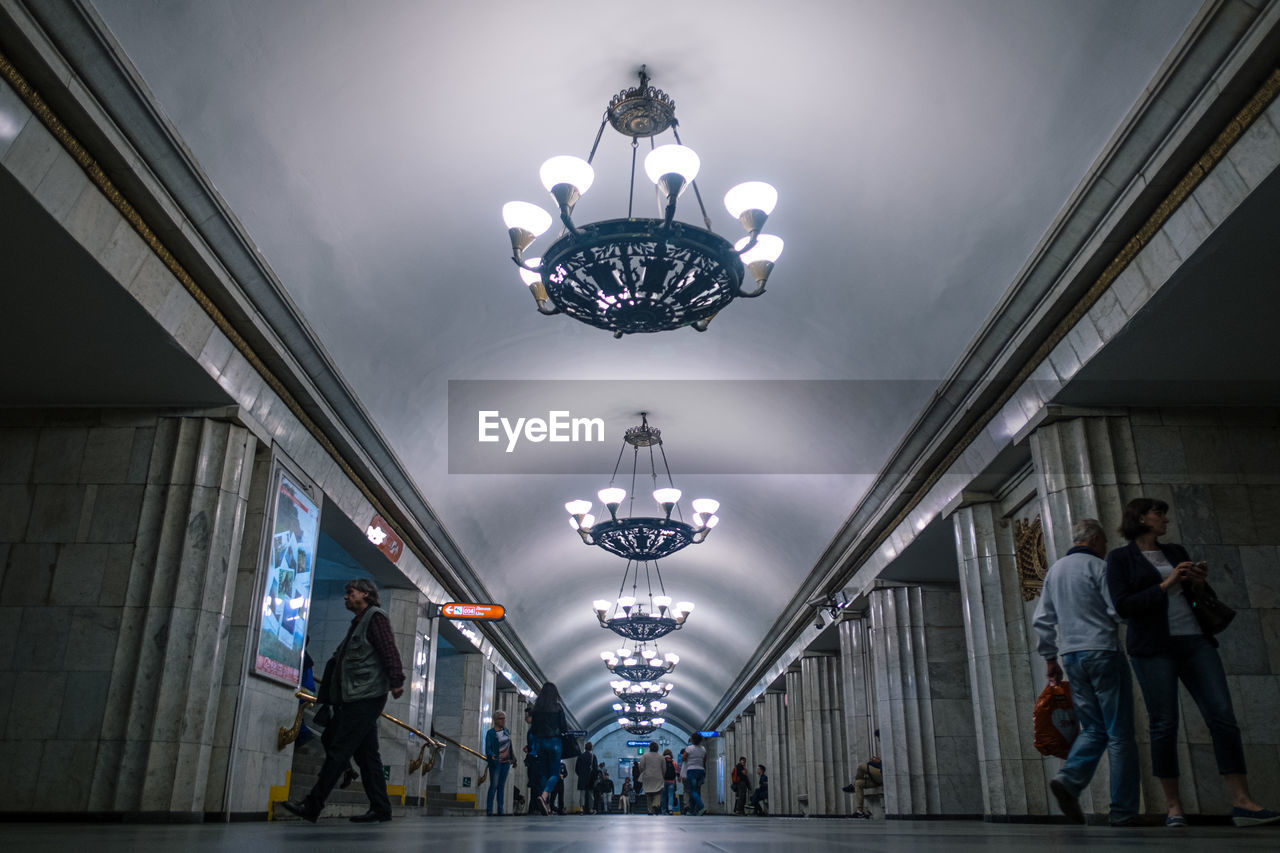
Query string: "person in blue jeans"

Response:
xmin=682 ymin=733 xmax=707 ymax=815
xmin=1033 ymin=517 xmax=1138 ymax=825
xmin=529 ymin=682 xmax=568 ymax=815
xmin=1107 ymin=497 xmax=1279 ymax=828
xmin=484 ymin=710 xmax=514 ymax=815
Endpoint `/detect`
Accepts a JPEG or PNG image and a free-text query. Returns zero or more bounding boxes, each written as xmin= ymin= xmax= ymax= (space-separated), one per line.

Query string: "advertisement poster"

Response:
xmin=253 ymin=469 xmax=321 ymax=685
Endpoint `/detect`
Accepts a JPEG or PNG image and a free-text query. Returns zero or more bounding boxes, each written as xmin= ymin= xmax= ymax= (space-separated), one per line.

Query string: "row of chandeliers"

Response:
xmin=564 ymin=413 xmax=716 ymax=736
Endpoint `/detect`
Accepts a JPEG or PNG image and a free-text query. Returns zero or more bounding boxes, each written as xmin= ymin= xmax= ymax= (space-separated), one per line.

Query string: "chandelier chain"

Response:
xmin=587 ymin=113 xmax=609 ymax=166
xmin=628 ymin=137 xmax=638 ymax=219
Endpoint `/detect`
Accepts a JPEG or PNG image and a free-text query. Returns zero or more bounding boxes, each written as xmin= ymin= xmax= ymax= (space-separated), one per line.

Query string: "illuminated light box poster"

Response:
xmin=253 ymin=469 xmax=321 ymax=685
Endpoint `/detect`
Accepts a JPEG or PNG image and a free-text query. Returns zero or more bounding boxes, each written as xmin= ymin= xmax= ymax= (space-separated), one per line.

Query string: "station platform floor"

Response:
xmin=3 ymin=813 xmax=1279 ymax=853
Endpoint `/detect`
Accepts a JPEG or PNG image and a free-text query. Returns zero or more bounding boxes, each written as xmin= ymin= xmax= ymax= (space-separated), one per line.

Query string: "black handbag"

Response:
xmin=561 ymin=733 xmax=582 ymax=759
xmin=1186 ymin=582 xmax=1236 ymax=635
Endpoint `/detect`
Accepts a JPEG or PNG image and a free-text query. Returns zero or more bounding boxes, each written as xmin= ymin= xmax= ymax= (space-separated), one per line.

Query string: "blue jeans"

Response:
xmin=662 ymin=780 xmax=675 ymax=813
xmin=534 ymin=736 xmax=563 ymax=796
xmin=486 ymin=761 xmax=510 ymax=813
xmin=685 ymin=768 xmax=705 ymax=813
xmin=1057 ymin=649 xmax=1139 ymax=822
xmin=1129 ymin=635 xmax=1245 ymax=777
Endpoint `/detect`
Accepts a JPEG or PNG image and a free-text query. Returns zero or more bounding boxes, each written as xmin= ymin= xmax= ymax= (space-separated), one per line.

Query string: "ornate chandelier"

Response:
xmin=503 ymin=67 xmax=783 ymax=337
xmin=602 ymin=644 xmax=678 ymax=683
xmin=566 ymin=413 xmax=718 ymax=562
xmin=592 ymin=559 xmax=694 ymax=641
xmin=618 ymin=715 xmax=667 ymax=735
xmin=610 ymin=679 xmax=673 ymax=706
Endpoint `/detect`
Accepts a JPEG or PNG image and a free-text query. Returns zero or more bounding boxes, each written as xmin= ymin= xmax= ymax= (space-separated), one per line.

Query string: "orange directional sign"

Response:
xmin=441 ymin=602 xmax=506 ymax=621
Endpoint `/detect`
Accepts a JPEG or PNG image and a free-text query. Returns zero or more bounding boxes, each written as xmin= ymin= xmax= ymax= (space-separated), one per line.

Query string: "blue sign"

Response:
xmin=626 ymin=740 xmax=650 ymax=747
xmin=564 ymin=730 xmax=587 ymax=737
xmin=696 ymin=730 xmax=721 ymax=738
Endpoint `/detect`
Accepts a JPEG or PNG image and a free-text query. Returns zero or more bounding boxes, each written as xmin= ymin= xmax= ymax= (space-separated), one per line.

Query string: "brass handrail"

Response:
xmin=430 ymin=729 xmax=490 ymax=784
xmin=278 ymin=691 xmax=445 ymax=752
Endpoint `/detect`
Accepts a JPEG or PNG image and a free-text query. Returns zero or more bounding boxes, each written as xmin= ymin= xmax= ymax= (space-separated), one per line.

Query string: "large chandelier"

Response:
xmin=592 ymin=559 xmax=694 ymax=641
xmin=610 ymin=679 xmax=673 ymax=706
xmin=618 ymin=715 xmax=667 ymax=735
xmin=602 ymin=644 xmax=678 ymax=683
xmin=503 ymin=67 xmax=784 ymax=337
xmin=566 ymin=413 xmax=718 ymax=562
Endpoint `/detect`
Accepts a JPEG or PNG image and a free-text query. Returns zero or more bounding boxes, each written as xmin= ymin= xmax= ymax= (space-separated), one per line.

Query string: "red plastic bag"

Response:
xmin=1033 ymin=681 xmax=1079 ymax=759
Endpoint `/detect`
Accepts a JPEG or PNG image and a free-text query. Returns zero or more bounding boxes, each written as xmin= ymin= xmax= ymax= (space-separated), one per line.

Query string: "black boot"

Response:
xmin=281 ymin=798 xmax=320 ymax=823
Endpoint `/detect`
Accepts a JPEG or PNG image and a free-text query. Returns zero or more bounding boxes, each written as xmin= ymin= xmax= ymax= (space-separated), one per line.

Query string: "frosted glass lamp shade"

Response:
xmin=652 ymin=488 xmax=682 ymax=505
xmin=691 ymin=498 xmax=719 ymax=515
xmin=598 ymin=486 xmax=626 ymax=506
xmin=593 ymin=599 xmax=611 ymax=613
xmin=565 ymin=499 xmax=592 ymax=516
xmin=502 ymin=201 xmax=553 ymax=236
xmin=518 ymin=258 xmax=542 ymax=288
xmin=644 ymin=145 xmax=700 ymax=185
xmin=736 ymin=234 xmax=784 ymax=264
xmin=540 ymin=155 xmax=595 ymax=195
xmin=724 ymin=182 xmax=777 ymax=218
xmin=675 ymin=601 xmax=695 ymax=615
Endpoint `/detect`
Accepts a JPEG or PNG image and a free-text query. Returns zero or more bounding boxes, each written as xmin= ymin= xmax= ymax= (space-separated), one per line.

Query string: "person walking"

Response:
xmin=282 ymin=579 xmax=404 ymax=824
xmin=682 ymin=733 xmax=708 ymax=815
xmin=1032 ymin=518 xmax=1139 ymax=826
xmin=529 ymin=682 xmax=569 ymax=816
xmin=637 ymin=742 xmax=666 ymax=814
xmin=1107 ymin=497 xmax=1280 ymax=828
xmin=575 ymin=740 xmax=599 ymax=814
xmin=484 ymin=710 xmax=515 ymax=816
xmin=661 ymin=749 xmax=678 ymax=814
xmin=620 ymin=777 xmax=633 ymax=813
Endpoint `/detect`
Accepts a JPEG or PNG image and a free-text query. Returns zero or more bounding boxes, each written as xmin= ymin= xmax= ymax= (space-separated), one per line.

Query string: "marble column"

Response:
xmin=800 ymin=652 xmax=847 ymax=815
xmin=760 ymin=691 xmax=788 ymax=814
xmin=784 ymin=663 xmax=807 ymax=814
xmin=496 ymin=688 xmax=524 ymax=812
xmin=869 ymin=584 xmax=982 ymax=817
xmin=838 ymin=613 xmax=876 ymax=808
xmin=1032 ymin=415 xmax=1145 ymax=814
xmin=952 ymin=501 xmax=1051 ymax=817
xmin=88 ymin=417 xmax=257 ymax=816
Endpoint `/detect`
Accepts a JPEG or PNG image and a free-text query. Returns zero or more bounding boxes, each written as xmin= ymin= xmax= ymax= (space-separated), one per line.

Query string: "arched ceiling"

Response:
xmin=68 ymin=0 xmax=1205 ymax=734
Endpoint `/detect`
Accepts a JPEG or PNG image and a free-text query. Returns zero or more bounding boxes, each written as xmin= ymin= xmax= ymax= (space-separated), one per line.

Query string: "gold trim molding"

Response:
xmin=1014 ymin=515 xmax=1049 ymax=601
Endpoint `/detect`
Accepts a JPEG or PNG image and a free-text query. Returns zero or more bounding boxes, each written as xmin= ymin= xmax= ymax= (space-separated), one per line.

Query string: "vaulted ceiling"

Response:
xmin=9 ymin=0 xmax=1224 ymax=734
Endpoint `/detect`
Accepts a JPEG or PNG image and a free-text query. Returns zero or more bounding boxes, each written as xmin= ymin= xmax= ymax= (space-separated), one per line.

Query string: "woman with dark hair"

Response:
xmin=1106 ymin=497 xmax=1278 ymax=828
xmin=682 ymin=733 xmax=707 ymax=815
xmin=529 ymin=682 xmax=568 ymax=815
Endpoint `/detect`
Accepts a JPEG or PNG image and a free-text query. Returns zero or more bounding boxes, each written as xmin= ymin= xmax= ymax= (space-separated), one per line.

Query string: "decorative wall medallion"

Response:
xmin=1014 ymin=515 xmax=1049 ymax=601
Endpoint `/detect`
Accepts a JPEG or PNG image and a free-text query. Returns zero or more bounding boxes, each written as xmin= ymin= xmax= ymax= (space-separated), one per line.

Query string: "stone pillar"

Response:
xmin=870 ymin=584 xmax=982 ymax=817
xmin=1030 ymin=415 xmax=1137 ymax=560
xmin=751 ymin=695 xmax=768 ymax=806
xmin=783 ymin=663 xmax=807 ymax=815
xmin=496 ymin=688 xmax=524 ymax=812
xmin=1030 ymin=414 xmax=1145 ymax=815
xmin=84 ymin=416 xmax=257 ymax=817
xmin=839 ymin=613 xmax=876 ymax=809
xmin=760 ymin=691 xmax=787 ymax=814
xmin=952 ymin=501 xmax=1051 ymax=818
xmin=800 ymin=652 xmax=846 ymax=815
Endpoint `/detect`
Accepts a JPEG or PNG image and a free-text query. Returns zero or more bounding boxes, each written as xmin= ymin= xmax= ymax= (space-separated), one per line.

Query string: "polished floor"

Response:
xmin=3 ymin=814 xmax=1279 ymax=852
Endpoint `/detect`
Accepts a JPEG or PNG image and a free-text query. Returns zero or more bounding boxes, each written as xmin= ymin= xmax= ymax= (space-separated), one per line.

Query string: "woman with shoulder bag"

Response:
xmin=1106 ymin=497 xmax=1278 ymax=828
xmin=529 ymin=682 xmax=569 ymax=815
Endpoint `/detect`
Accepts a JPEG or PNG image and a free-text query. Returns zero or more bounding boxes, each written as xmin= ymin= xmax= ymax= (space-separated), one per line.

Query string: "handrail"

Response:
xmin=279 ymin=691 xmax=445 ymax=751
xmin=428 ymin=729 xmax=490 ymax=784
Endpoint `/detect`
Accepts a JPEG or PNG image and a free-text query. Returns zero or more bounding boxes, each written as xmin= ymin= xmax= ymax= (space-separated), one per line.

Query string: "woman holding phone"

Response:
xmin=1106 ymin=497 xmax=1278 ymax=827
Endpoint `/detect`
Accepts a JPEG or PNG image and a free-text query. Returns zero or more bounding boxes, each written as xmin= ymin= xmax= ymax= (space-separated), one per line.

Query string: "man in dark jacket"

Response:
xmin=284 ymin=579 xmax=404 ymax=824
xmin=575 ymin=741 xmax=599 ymax=813
xmin=731 ymin=756 xmax=752 ymax=815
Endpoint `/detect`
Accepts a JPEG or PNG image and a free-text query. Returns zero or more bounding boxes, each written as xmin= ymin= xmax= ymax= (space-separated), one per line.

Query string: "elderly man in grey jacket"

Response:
xmin=1033 ymin=518 xmax=1139 ymax=827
